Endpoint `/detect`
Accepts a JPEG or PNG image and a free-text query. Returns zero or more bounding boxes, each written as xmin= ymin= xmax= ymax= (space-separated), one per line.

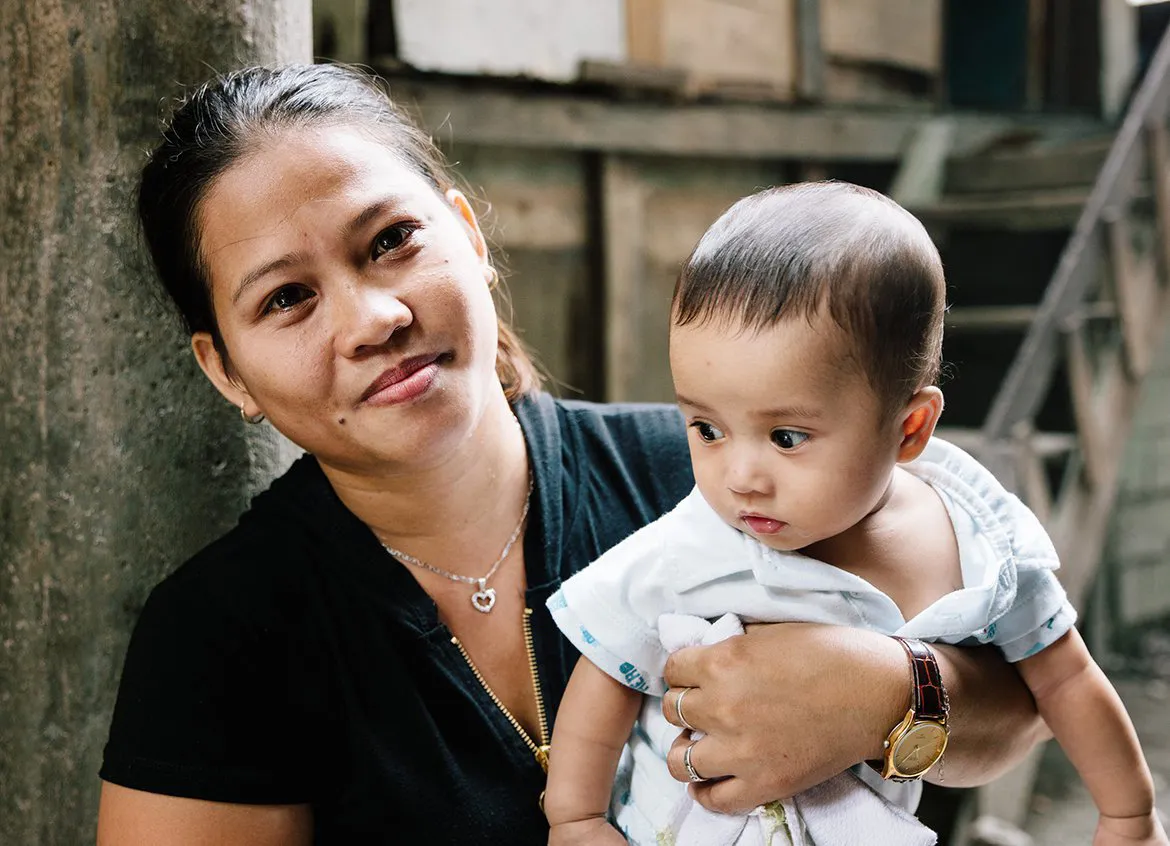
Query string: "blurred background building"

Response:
xmin=3 ymin=1 xmax=1170 ymax=843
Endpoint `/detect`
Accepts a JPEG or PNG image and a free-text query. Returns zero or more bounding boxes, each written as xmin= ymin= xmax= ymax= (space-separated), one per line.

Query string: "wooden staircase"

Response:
xmin=907 ymin=28 xmax=1170 ymax=837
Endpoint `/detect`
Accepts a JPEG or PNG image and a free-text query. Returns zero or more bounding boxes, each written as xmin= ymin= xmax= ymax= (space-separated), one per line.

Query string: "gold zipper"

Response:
xmin=451 ymin=607 xmax=551 ymax=772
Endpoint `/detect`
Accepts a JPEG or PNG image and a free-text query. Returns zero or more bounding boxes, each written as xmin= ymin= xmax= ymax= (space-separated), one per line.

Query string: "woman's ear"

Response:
xmin=191 ymin=332 xmax=259 ymax=418
xmin=897 ymin=386 xmax=944 ymax=463
xmin=446 ymin=188 xmax=489 ymax=262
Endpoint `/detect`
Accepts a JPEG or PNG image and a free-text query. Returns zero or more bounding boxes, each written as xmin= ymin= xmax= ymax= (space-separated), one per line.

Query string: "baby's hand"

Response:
xmin=1093 ymin=810 xmax=1169 ymax=845
xmin=548 ymin=818 xmax=628 ymax=846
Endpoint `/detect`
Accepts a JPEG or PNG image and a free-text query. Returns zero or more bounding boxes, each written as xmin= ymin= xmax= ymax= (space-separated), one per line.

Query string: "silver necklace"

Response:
xmin=380 ymin=473 xmax=534 ymax=614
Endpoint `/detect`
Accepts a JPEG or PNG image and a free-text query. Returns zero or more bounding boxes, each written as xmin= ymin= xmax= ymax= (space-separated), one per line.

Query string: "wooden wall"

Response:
xmin=448 ymin=141 xmax=790 ymax=404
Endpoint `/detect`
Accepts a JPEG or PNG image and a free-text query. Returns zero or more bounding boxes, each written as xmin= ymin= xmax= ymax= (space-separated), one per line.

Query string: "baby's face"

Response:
xmin=669 ymin=313 xmax=904 ymax=552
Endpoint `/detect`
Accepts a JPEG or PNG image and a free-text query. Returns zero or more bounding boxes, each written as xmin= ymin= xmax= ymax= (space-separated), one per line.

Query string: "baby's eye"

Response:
xmin=689 ymin=421 xmax=725 ymax=443
xmin=770 ymin=429 xmax=809 ymax=450
xmin=263 ymin=284 xmax=314 ymax=314
xmin=371 ymin=223 xmax=417 ymax=260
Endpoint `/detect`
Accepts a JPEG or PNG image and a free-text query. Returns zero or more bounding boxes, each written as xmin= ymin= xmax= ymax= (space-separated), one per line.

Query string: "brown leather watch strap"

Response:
xmin=894 ymin=636 xmax=949 ymax=721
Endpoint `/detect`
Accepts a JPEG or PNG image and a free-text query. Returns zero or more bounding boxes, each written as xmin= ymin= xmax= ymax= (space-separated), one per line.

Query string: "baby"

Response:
xmin=542 ymin=182 xmax=1167 ymax=846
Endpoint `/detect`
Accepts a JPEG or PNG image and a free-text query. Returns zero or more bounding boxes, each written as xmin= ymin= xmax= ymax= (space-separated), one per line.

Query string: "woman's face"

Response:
xmin=193 ymin=125 xmax=503 ymax=475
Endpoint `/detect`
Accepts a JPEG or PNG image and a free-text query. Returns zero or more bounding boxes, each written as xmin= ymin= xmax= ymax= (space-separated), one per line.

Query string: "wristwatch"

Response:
xmin=872 ymin=636 xmax=950 ymax=782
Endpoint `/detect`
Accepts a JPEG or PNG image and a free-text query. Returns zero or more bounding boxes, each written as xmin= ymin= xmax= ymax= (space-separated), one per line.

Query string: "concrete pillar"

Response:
xmin=0 ymin=2 xmax=310 ymax=842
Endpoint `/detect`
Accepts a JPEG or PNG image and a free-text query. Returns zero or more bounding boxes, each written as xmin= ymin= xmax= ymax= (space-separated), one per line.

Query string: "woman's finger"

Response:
xmin=665 ymin=732 xmax=732 ymax=785
xmin=662 ymin=644 xmax=708 ymax=691
xmin=690 ymin=776 xmax=765 ymax=816
xmin=661 ymin=685 xmax=707 ymax=731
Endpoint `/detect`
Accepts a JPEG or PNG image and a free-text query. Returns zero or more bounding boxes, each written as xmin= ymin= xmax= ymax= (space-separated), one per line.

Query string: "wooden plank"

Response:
xmin=822 ymin=62 xmax=934 ymax=108
xmin=577 ymin=60 xmax=688 ymax=94
xmin=626 ymin=0 xmax=799 ymax=98
xmin=1064 ymin=317 xmax=1106 ymax=489
xmin=378 ymin=72 xmax=1105 ymax=162
xmin=980 ymin=27 xmax=1170 ymax=439
xmin=1105 ymin=214 xmax=1152 ymax=379
xmin=912 ymin=187 xmax=1093 ymax=231
xmin=944 ymin=138 xmax=1112 ymax=195
xmin=945 ymin=301 xmax=1116 ymax=333
xmin=795 ymin=0 xmax=824 ymax=102
xmin=601 ymin=155 xmax=646 ymax=402
xmin=1099 ymin=0 xmax=1139 ymax=122
xmin=1146 ymin=121 xmax=1170 ymax=288
xmin=819 ymin=0 xmax=942 ymax=74
xmin=935 ymin=427 xmax=1077 ymax=460
xmin=1012 ymin=421 xmax=1053 ymax=523
xmin=889 ymin=118 xmax=955 ymax=208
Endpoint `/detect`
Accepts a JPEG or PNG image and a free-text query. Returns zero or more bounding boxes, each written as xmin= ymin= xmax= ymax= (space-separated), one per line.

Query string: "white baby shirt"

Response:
xmin=547 ymin=437 xmax=1077 ymax=837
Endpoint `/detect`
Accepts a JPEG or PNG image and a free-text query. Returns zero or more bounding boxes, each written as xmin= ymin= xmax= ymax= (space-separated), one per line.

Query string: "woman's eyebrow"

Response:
xmin=232 ymin=252 xmax=306 ymax=304
xmin=342 ymin=196 xmax=407 ymax=238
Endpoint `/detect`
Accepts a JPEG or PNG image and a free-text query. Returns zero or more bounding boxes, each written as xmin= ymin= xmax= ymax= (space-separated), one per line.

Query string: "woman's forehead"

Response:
xmin=206 ymin=126 xmax=430 ymax=217
xmin=197 ymin=127 xmax=437 ymax=277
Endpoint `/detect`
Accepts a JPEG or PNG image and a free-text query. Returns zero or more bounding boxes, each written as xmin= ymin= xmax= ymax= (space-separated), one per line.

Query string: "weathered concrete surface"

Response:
xmin=0 ymin=2 xmax=309 ymax=842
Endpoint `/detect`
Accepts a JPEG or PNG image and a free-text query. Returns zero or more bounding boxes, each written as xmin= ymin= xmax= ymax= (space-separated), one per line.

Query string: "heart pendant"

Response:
xmin=471 ymin=587 xmax=497 ymax=613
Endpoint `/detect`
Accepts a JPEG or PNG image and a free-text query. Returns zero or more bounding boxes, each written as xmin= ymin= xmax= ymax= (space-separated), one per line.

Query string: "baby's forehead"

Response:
xmin=672 ymin=311 xmax=874 ymax=400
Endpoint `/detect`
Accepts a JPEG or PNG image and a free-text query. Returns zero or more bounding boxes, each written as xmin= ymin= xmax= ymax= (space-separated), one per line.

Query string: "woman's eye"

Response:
xmin=371 ymin=223 xmax=416 ymax=260
xmin=771 ymin=429 xmax=809 ymax=450
xmin=263 ymin=285 xmax=313 ymax=314
xmin=690 ymin=421 xmax=725 ymax=443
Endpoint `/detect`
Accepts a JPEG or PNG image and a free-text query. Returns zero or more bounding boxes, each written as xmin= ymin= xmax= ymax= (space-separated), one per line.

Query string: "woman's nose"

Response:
xmin=335 ymin=285 xmax=413 ymax=357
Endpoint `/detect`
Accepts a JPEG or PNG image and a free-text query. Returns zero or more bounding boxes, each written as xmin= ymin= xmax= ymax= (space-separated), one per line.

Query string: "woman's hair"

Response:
xmin=672 ymin=181 xmax=945 ymax=419
xmin=138 ymin=63 xmax=540 ymax=401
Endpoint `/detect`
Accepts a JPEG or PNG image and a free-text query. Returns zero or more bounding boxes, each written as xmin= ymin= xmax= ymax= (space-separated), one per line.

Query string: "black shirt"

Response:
xmin=100 ymin=394 xmax=693 ymax=843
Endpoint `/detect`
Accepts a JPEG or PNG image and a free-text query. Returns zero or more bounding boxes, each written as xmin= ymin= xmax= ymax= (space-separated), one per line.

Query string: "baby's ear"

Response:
xmin=897 ymin=387 xmax=944 ymax=463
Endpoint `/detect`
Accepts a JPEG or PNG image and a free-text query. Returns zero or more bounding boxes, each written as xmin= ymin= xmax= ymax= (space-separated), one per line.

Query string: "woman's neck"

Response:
xmin=320 ymin=392 xmax=532 ymax=578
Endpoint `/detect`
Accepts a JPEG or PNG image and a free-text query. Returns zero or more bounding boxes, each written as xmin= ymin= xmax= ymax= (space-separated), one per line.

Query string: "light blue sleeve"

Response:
xmin=547 ymin=516 xmax=677 ymax=697
xmin=983 ymin=493 xmax=1078 ymax=662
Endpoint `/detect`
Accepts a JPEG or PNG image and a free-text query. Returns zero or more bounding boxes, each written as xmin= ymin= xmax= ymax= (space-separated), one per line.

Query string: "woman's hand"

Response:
xmin=659 ymin=622 xmax=904 ymax=813
xmin=660 ymin=622 xmax=1045 ymax=814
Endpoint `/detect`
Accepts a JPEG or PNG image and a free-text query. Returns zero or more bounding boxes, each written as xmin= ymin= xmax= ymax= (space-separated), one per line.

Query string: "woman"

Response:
xmin=96 ymin=65 xmax=1045 ymax=844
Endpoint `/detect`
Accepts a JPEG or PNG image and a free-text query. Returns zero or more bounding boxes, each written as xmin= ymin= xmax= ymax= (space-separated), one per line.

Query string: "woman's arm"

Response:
xmin=96 ymin=782 xmax=312 ymax=846
xmin=659 ymin=622 xmax=1046 ymax=814
xmin=544 ymin=658 xmax=642 ymax=845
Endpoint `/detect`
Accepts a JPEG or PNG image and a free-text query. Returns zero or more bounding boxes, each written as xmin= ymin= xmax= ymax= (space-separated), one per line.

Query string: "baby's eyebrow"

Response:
xmin=674 ymin=394 xmax=713 ymax=413
xmin=751 ymin=405 xmax=823 ymax=421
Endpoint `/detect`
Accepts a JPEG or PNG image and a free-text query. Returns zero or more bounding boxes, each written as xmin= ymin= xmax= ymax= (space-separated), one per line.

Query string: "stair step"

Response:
xmin=914 ymin=187 xmax=1089 ymax=230
xmin=945 ymin=301 xmax=1118 ymax=332
xmin=936 ymin=427 xmax=1079 ymax=459
xmin=945 ymin=136 xmax=1113 ymax=195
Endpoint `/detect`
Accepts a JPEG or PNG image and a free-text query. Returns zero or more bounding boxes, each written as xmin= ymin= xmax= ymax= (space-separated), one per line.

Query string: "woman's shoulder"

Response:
xmin=143 ymin=454 xmax=343 ymax=629
xmin=517 ymin=393 xmax=695 ymax=550
xmin=520 ymin=392 xmax=687 ymax=457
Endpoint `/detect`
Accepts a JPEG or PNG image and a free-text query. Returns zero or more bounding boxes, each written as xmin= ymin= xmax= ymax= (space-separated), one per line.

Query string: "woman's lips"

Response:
xmin=741 ymin=515 xmax=787 ymax=535
xmin=361 ymin=353 xmax=443 ymax=406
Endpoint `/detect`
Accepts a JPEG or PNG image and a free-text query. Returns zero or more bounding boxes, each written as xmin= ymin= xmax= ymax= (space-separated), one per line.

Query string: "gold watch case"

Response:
xmin=881 ymin=708 xmax=949 ymax=780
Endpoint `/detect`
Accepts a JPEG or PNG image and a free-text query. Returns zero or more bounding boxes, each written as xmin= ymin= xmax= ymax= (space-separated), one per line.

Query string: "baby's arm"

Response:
xmin=545 ymin=656 xmax=643 ymax=846
xmin=1016 ymin=628 xmax=1167 ymax=844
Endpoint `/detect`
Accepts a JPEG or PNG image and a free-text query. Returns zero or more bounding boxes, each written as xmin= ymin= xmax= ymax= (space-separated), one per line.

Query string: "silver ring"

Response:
xmin=683 ymin=740 xmax=707 ymax=783
xmin=675 ymin=687 xmax=696 ymax=731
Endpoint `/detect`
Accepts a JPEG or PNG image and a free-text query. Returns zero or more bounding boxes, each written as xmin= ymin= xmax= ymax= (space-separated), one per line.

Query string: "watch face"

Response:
xmin=891 ymin=722 xmax=948 ymax=777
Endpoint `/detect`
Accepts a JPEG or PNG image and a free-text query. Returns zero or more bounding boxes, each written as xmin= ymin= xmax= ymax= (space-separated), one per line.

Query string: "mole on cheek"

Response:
xmin=337 ymin=417 xmax=346 ymax=425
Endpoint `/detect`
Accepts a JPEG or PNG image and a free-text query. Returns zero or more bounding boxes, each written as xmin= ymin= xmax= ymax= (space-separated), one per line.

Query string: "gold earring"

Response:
xmin=486 ymin=265 xmax=500 ymax=290
xmin=239 ymin=403 xmax=265 ymax=425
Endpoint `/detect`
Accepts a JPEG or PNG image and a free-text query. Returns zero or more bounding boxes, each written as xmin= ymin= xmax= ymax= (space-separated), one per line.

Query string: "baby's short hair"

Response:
xmin=671 ymin=181 xmax=945 ymax=418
